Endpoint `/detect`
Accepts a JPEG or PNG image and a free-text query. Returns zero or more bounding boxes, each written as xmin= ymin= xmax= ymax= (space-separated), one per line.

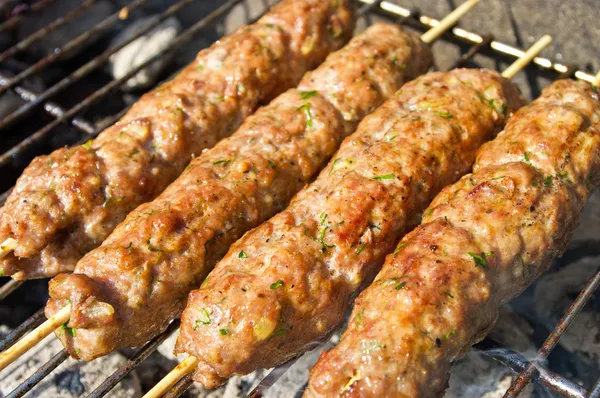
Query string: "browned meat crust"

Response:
xmin=175 ymin=69 xmax=525 ymax=388
xmin=0 ymin=0 xmax=354 ymax=280
xmin=305 ymin=79 xmax=600 ymax=398
xmin=45 ymin=23 xmax=433 ymax=361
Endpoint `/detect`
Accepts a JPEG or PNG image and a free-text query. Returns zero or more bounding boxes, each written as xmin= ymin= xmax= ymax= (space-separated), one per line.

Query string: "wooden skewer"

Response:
xmin=0 ymin=305 xmax=70 ymax=372
xmin=144 ymin=35 xmax=555 ymax=398
xmin=143 ymin=356 xmax=199 ymax=398
xmin=502 ymin=35 xmax=552 ymax=79
xmin=420 ymin=0 xmax=480 ymax=44
xmin=0 ymin=237 xmax=17 ymax=260
xmin=594 ymin=71 xmax=600 ymax=87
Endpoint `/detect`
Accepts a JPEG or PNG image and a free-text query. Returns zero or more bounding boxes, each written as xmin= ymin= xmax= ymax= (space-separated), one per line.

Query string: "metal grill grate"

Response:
xmin=0 ymin=0 xmax=598 ymax=397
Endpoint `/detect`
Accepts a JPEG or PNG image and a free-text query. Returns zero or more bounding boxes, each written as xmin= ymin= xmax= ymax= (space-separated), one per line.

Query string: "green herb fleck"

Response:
xmin=544 ymin=176 xmax=553 ymax=186
xmin=487 ymin=98 xmax=507 ymax=116
xmin=127 ymin=149 xmax=139 ymax=158
xmin=492 ymin=175 xmax=505 ymax=180
xmin=104 ymin=196 xmax=125 ymax=207
xmin=238 ymin=250 xmax=248 ymax=259
xmin=82 ymin=140 xmax=93 ymax=150
xmin=329 ymin=158 xmax=340 ymax=175
xmin=394 ymin=281 xmax=407 ymax=290
xmin=268 ymin=160 xmax=276 ymax=169
xmin=444 ymin=291 xmax=454 ymax=298
xmin=445 ymin=329 xmax=457 ymax=339
xmin=219 ymin=328 xmax=229 ymax=335
xmin=299 ymin=90 xmax=318 ymax=100
xmin=275 ymin=329 xmax=288 ymax=336
xmin=320 ymin=213 xmax=328 ymax=225
xmin=62 ymin=323 xmax=76 ymax=337
xmin=356 ymin=309 xmax=364 ymax=326
xmin=468 ymin=252 xmax=489 ymax=269
xmin=319 ymin=226 xmax=335 ymax=250
xmin=393 ymin=241 xmax=407 ymax=256
xmin=270 ymin=280 xmax=284 ymax=289
xmin=194 ymin=308 xmax=212 ymax=329
xmin=297 ymin=103 xmax=313 ymax=127
xmin=372 ymin=174 xmax=395 ymax=180
xmin=433 ymin=110 xmax=453 ymax=118
xmin=387 ymin=134 xmax=397 ymax=142
xmin=524 ymin=152 xmax=531 ymax=163
xmin=147 ymin=239 xmax=164 ymax=253
xmin=213 ymin=159 xmax=230 ymax=165
xmin=201 ymin=277 xmax=209 ymax=288
xmin=356 ymin=242 xmax=366 ymax=255
xmin=425 ymin=208 xmax=433 ymax=216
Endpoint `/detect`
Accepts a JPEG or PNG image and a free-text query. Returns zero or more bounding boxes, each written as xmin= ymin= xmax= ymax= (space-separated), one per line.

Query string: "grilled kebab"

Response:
xmin=305 ymin=79 xmax=600 ymax=397
xmin=45 ymin=23 xmax=433 ymax=361
xmin=175 ymin=69 xmax=526 ymax=387
xmin=0 ymin=0 xmax=354 ymax=280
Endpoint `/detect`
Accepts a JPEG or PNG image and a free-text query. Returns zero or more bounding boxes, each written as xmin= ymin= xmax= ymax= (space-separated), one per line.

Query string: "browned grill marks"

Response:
xmin=45 ymin=23 xmax=434 ymax=361
xmin=305 ymin=80 xmax=600 ymax=398
xmin=174 ymin=69 xmax=525 ymax=388
xmin=0 ymin=0 xmax=354 ymax=280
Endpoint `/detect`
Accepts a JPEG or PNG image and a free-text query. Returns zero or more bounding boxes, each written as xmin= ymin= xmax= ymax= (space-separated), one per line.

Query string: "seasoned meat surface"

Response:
xmin=45 ymin=23 xmax=433 ymax=361
xmin=175 ymin=69 xmax=525 ymax=388
xmin=0 ymin=0 xmax=354 ymax=280
xmin=305 ymin=80 xmax=600 ymax=398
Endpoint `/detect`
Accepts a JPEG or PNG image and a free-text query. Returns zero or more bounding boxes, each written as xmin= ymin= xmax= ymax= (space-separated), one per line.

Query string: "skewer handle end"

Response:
xmin=420 ymin=0 xmax=481 ymax=44
xmin=501 ymin=35 xmax=552 ymax=79
xmin=0 ymin=237 xmax=17 ymax=260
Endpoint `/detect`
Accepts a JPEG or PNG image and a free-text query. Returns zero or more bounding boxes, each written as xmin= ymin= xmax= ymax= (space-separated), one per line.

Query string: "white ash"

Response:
xmin=108 ymin=16 xmax=181 ymax=91
xmin=447 ymin=350 xmax=533 ymax=398
xmin=0 ymin=327 xmax=141 ymax=397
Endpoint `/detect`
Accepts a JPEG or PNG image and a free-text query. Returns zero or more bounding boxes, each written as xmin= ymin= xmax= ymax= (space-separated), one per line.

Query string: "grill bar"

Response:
xmin=0 ymin=279 xmax=23 ymax=301
xmin=475 ymin=339 xmax=587 ymax=398
xmin=0 ymin=0 xmax=151 ymax=99
xmin=163 ymin=375 xmax=192 ymax=398
xmin=0 ymin=0 xmax=244 ymax=171
xmin=0 ymin=0 xmax=98 ymax=65
xmin=505 ymin=269 xmax=600 ymax=397
xmin=0 ymin=308 xmax=44 ymax=353
xmin=0 ymin=1 xmax=598 ymax=397
xmin=451 ymin=33 xmax=493 ymax=69
xmin=0 ymin=0 xmax=192 ymax=132
xmin=0 ymin=70 xmax=98 ymax=136
xmin=357 ymin=0 xmax=596 ymax=83
xmin=6 ymin=349 xmax=68 ymax=398
xmin=88 ymin=321 xmax=180 ymax=398
xmin=0 ymin=0 xmax=56 ymax=33
xmin=589 ymin=377 xmax=600 ymax=398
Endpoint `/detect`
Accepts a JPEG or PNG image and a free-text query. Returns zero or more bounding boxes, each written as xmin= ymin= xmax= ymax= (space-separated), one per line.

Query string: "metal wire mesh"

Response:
xmin=0 ymin=0 xmax=598 ymax=397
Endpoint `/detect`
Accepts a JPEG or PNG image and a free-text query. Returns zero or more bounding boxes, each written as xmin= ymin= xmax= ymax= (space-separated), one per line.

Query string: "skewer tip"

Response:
xmin=0 ymin=304 xmax=70 ymax=372
xmin=501 ymin=34 xmax=552 ymax=79
xmin=420 ymin=0 xmax=481 ymax=44
xmin=0 ymin=237 xmax=17 ymax=260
